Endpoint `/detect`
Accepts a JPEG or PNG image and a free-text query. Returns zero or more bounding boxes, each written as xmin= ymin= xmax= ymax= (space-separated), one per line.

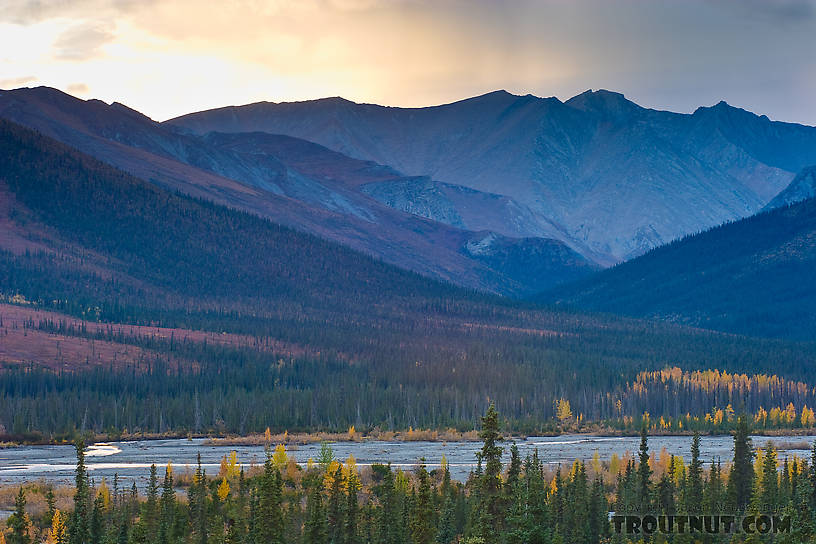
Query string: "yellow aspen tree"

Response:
xmin=217 ymin=478 xmax=230 ymax=501
xmin=555 ymin=399 xmax=572 ymax=423
xmin=272 ymin=444 xmax=288 ymax=471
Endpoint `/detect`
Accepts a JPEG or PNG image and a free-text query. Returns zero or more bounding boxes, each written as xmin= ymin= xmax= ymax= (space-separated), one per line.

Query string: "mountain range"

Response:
xmin=1 ymin=85 xmax=816 ymax=340
xmin=2 ymin=116 xmax=814 ymax=436
xmin=169 ymin=89 xmax=816 ymax=263
xmin=541 ymin=194 xmax=816 ymax=340
xmin=0 ymin=86 xmax=597 ymax=296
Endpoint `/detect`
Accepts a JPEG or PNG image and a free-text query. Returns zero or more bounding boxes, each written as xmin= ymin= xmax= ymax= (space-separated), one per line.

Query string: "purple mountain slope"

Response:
xmin=0 ymin=86 xmax=598 ymax=295
xmin=169 ymin=89 xmax=816 ymax=262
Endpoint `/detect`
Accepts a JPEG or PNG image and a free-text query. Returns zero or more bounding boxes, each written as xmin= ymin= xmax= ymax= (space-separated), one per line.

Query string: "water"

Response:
xmin=0 ymin=434 xmax=812 ymax=487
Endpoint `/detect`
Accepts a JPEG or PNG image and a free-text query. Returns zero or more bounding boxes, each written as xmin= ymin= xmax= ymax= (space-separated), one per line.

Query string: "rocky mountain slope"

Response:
xmin=766 ymin=166 xmax=816 ymax=209
xmin=0 ymin=87 xmax=597 ymax=296
xmin=170 ymin=89 xmax=816 ymax=263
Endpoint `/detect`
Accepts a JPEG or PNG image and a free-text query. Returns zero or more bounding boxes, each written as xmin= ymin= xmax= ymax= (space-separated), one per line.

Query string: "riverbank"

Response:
xmin=5 ymin=424 xmax=816 ymax=448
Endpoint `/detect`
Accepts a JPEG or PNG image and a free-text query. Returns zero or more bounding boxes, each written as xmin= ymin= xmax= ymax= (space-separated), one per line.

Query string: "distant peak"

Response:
xmin=470 ymin=89 xmax=519 ymax=101
xmin=692 ymin=100 xmax=757 ymax=120
xmin=565 ymin=88 xmax=639 ymax=118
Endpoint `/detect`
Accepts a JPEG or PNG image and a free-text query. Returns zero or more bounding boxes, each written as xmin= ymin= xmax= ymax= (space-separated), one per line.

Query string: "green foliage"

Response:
xmin=543 ymin=194 xmax=816 ymax=340
xmin=10 ymin=404 xmax=816 ymax=544
xmin=7 ymin=487 xmax=31 ymax=544
xmin=3 ymin=119 xmax=816 ymax=440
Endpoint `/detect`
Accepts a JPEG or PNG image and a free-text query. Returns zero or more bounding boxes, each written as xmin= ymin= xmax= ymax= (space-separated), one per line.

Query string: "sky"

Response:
xmin=1 ymin=0 xmax=815 ymax=123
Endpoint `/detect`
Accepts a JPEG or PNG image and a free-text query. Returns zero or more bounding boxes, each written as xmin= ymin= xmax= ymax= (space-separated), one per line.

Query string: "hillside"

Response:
xmin=168 ymin=89 xmax=816 ymax=263
xmin=541 ymin=196 xmax=816 ymax=340
xmin=0 ymin=86 xmax=596 ymax=295
xmin=766 ymin=165 xmax=816 ymax=209
xmin=2 ymin=119 xmax=815 ymax=436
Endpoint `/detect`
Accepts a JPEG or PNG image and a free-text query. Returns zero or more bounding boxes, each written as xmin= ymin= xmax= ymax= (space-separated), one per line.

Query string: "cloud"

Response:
xmin=0 ymin=75 xmax=37 ymax=88
xmin=66 ymin=82 xmax=89 ymax=94
xmin=53 ymin=21 xmax=115 ymax=60
xmin=2 ymin=0 xmax=153 ymax=25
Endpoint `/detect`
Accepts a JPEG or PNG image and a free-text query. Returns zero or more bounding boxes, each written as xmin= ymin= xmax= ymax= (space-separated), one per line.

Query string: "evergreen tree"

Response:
xmin=410 ymin=461 xmax=436 ymax=544
xmin=703 ymin=459 xmax=725 ymax=514
xmin=523 ymin=451 xmax=549 ymax=544
xmin=188 ymin=454 xmax=207 ymax=544
xmin=476 ymin=403 xmax=503 ymax=544
xmin=760 ymin=442 xmax=779 ymax=514
xmin=563 ymin=461 xmax=588 ymax=544
xmin=327 ymin=465 xmax=345 ymax=544
xmin=89 ymin=493 xmax=104 ymax=544
xmin=588 ymin=476 xmax=609 ymax=544
xmin=69 ymin=440 xmax=91 ymax=544
xmin=158 ymin=465 xmax=176 ymax=544
xmin=304 ymin=475 xmax=328 ymax=544
xmin=685 ymin=431 xmax=703 ymax=513
xmin=636 ymin=425 xmax=652 ymax=512
xmin=45 ymin=486 xmax=57 ymax=530
xmin=7 ymin=487 xmax=31 ymax=544
xmin=728 ymin=415 xmax=755 ymax=511
xmin=346 ymin=465 xmax=361 ymax=544
xmin=143 ymin=464 xmax=159 ymax=536
xmin=255 ymin=460 xmax=284 ymax=544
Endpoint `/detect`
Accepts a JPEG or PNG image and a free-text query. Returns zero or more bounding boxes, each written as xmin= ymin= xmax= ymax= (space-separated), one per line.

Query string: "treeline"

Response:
xmin=5 ymin=405 xmax=816 ymax=543
xmin=3 ymin=119 xmax=816 ymax=438
xmin=5 ymin=316 xmax=816 ymax=437
xmin=595 ymin=367 xmax=816 ymax=433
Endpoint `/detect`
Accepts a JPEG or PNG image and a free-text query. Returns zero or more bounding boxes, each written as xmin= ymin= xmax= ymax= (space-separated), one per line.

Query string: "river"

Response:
xmin=1 ymin=434 xmax=813 ymax=487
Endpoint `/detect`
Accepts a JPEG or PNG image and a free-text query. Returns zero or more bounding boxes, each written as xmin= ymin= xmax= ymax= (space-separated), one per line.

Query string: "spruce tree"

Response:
xmin=727 ymin=414 xmax=754 ymax=512
xmin=89 ymin=493 xmax=104 ymax=544
xmin=685 ymin=431 xmax=703 ymax=513
xmin=7 ymin=487 xmax=31 ymax=544
xmin=524 ymin=451 xmax=549 ymax=544
xmin=143 ymin=464 xmax=159 ymax=536
xmin=410 ymin=461 xmax=436 ymax=544
xmin=304 ymin=476 xmax=328 ymax=544
xmin=346 ymin=466 xmax=361 ymax=544
xmin=255 ymin=460 xmax=284 ymax=544
xmin=45 ymin=486 xmax=57 ymax=530
xmin=158 ymin=465 xmax=175 ymax=544
xmin=327 ymin=464 xmax=345 ymax=544
xmin=760 ymin=442 xmax=779 ymax=514
xmin=636 ymin=425 xmax=652 ymax=512
xmin=476 ymin=403 xmax=503 ymax=544
xmin=70 ymin=440 xmax=91 ymax=544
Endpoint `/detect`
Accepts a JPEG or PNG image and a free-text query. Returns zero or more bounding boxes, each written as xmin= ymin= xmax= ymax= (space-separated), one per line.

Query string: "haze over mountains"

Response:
xmin=0 ymin=86 xmax=597 ymax=296
xmin=541 ymin=195 xmax=816 ymax=340
xmin=1 ymin=85 xmax=816 ymax=338
xmin=3 ymin=117 xmax=815 ymax=436
xmin=169 ymin=88 xmax=816 ymax=263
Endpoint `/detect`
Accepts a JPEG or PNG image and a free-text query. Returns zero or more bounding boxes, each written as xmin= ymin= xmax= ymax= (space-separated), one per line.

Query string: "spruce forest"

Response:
xmin=2 ymin=120 xmax=816 ymax=440
xmin=3 ymin=405 xmax=813 ymax=544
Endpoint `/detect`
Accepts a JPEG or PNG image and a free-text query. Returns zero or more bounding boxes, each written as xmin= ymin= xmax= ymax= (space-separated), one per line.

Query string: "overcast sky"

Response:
xmin=1 ymin=0 xmax=815 ymax=123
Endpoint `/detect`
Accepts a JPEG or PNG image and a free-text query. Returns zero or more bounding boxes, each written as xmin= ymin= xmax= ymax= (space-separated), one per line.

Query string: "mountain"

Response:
xmin=765 ymin=165 xmax=816 ymax=209
xmin=0 ymin=86 xmax=597 ymax=296
xmin=168 ymin=89 xmax=816 ymax=263
xmin=539 ymin=196 xmax=816 ymax=340
xmin=3 ymin=117 xmax=815 ymax=437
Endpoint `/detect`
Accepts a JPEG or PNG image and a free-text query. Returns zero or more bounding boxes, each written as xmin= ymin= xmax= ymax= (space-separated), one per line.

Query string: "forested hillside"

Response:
xmin=0 ymin=87 xmax=596 ymax=296
xmin=1 ymin=119 xmax=816 ymax=438
xmin=541 ymin=196 xmax=816 ymax=340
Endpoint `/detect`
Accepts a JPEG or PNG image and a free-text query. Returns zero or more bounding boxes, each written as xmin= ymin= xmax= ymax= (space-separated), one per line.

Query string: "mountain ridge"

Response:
xmin=539 ymin=195 xmax=816 ymax=340
xmin=0 ymin=86 xmax=598 ymax=296
xmin=168 ymin=88 xmax=816 ymax=262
